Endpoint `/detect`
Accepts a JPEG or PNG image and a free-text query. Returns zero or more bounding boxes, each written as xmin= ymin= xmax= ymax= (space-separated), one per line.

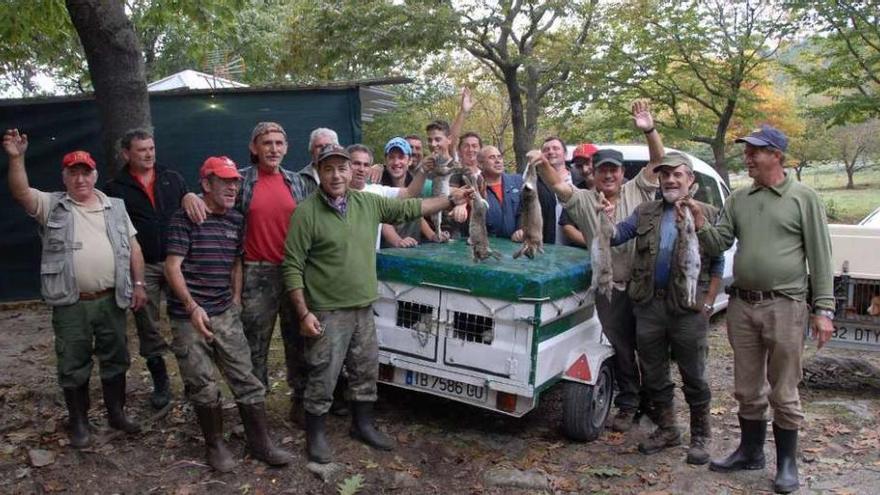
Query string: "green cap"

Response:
xmin=651 ymin=151 xmax=693 ymax=173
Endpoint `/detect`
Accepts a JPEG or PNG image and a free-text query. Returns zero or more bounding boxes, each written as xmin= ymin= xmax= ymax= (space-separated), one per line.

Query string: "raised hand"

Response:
xmin=3 ymin=129 xmax=28 ymax=158
xmin=461 ymin=87 xmax=475 ymax=113
xmin=631 ymin=100 xmax=654 ymax=132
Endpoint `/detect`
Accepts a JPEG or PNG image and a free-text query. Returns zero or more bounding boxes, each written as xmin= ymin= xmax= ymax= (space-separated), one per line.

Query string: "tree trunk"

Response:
xmin=846 ymin=165 xmax=855 ymax=189
xmin=66 ymin=0 xmax=151 ymax=174
xmin=795 ymin=164 xmax=804 ymax=181
xmin=711 ymin=141 xmax=730 ymax=187
xmin=503 ymin=68 xmax=529 ymax=173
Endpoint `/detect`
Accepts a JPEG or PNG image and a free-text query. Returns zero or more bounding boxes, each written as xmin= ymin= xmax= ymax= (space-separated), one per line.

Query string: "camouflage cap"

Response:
xmin=651 ymin=151 xmax=693 ymax=173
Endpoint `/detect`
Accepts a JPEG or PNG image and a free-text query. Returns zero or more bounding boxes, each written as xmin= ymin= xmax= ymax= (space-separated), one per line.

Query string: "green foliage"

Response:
xmin=0 ymin=0 xmax=84 ymax=94
xmin=337 ymin=474 xmax=365 ymax=495
xmin=785 ymin=1 xmax=880 ymax=125
xmin=824 ymin=197 xmax=840 ymax=221
xmin=570 ymin=0 xmax=795 ymax=178
xmin=278 ymin=0 xmax=457 ymax=83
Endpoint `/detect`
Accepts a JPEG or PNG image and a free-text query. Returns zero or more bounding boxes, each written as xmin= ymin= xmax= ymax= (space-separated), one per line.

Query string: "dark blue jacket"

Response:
xmin=485 ymin=173 xmax=524 ymax=238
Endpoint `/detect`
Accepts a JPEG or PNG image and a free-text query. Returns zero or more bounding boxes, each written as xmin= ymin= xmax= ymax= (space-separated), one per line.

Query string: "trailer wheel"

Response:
xmin=561 ymin=360 xmax=613 ymax=442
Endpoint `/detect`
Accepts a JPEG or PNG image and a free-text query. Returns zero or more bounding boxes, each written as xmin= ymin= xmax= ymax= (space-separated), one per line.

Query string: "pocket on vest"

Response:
xmin=41 ymin=261 xmax=73 ymax=302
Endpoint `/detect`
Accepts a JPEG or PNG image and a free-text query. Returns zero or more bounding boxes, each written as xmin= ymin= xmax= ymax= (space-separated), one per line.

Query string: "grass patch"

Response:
xmin=730 ymin=165 xmax=880 ymax=224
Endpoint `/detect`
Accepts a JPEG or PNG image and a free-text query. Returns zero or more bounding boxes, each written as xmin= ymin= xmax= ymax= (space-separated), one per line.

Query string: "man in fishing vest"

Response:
xmin=4 ymin=128 xmax=145 ymax=449
xmin=606 ymin=151 xmax=724 ymax=465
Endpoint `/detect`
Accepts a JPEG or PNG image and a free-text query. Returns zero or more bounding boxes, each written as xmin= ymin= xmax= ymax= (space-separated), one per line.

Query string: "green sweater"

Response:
xmin=283 ymin=189 xmax=422 ymax=310
xmin=697 ymin=174 xmax=834 ymax=310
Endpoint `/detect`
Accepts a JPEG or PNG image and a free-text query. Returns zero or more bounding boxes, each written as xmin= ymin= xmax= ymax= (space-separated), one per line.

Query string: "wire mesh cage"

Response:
xmin=834 ymin=276 xmax=880 ymax=322
xmin=447 ymin=310 xmax=495 ymax=345
xmin=396 ymin=301 xmax=434 ymax=330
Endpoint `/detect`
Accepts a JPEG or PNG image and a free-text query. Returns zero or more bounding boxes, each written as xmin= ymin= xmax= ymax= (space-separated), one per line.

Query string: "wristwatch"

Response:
xmin=814 ymin=309 xmax=835 ymax=320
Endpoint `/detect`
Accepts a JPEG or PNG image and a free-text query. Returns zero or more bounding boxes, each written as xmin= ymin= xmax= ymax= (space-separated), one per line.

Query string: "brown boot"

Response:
xmin=238 ymin=402 xmax=294 ymax=466
xmin=686 ymin=404 xmax=711 ymax=465
xmin=638 ymin=404 xmax=681 ymax=454
xmin=194 ymin=405 xmax=236 ymax=472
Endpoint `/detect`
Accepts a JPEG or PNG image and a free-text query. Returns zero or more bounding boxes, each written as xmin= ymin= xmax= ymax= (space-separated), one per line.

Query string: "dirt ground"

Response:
xmin=1 ymin=303 xmax=879 ymax=495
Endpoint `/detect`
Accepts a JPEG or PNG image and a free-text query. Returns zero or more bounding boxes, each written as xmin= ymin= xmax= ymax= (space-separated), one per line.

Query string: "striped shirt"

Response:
xmin=165 ymin=208 xmax=244 ymax=319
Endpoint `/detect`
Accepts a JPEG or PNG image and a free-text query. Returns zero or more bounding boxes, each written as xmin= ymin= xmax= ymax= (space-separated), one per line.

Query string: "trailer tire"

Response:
xmin=561 ymin=360 xmax=613 ymax=442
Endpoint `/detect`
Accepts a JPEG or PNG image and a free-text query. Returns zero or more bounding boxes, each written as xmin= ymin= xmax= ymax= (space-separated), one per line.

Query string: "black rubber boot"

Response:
xmin=773 ymin=424 xmax=800 ymax=494
xmin=237 ymin=403 xmax=293 ymax=466
xmin=350 ymin=401 xmax=394 ymax=451
xmin=63 ymin=384 xmax=91 ymax=448
xmin=289 ymin=397 xmax=304 ymax=429
xmin=638 ymin=404 xmax=681 ymax=454
xmin=709 ymin=416 xmax=766 ymax=472
xmin=330 ymin=378 xmax=349 ymax=417
xmin=686 ymin=404 xmax=712 ymax=465
xmin=305 ymin=412 xmax=333 ymax=464
xmin=194 ymin=405 xmax=236 ymax=473
xmin=101 ymin=374 xmax=141 ymax=433
xmin=145 ymin=356 xmax=171 ymax=410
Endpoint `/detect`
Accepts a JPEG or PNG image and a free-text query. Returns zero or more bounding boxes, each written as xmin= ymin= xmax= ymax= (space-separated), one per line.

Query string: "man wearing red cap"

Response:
xmin=164 ymin=156 xmax=293 ymax=472
xmin=559 ymin=143 xmax=598 ymax=247
xmin=3 ymin=128 xmax=145 ymax=449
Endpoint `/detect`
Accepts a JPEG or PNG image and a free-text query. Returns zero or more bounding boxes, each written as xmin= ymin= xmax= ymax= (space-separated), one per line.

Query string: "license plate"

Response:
xmin=829 ymin=320 xmax=880 ymax=351
xmin=404 ymin=370 xmax=487 ymax=402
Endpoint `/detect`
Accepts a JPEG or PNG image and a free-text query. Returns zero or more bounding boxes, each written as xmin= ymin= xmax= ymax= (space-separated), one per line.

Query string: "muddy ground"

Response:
xmin=0 ymin=303 xmax=878 ymax=495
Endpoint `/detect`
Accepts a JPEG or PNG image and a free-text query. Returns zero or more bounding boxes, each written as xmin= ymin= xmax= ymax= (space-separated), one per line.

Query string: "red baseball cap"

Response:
xmin=572 ymin=143 xmax=598 ymax=160
xmin=200 ymin=156 xmax=242 ymax=179
xmin=61 ymin=150 xmax=97 ymax=169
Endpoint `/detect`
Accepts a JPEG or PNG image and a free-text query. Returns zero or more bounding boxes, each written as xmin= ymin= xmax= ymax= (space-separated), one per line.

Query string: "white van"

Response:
xmin=569 ymin=144 xmax=735 ymax=313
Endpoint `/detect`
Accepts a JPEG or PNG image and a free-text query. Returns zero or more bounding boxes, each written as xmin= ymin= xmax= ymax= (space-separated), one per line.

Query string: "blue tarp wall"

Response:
xmin=0 ymin=86 xmax=362 ymax=301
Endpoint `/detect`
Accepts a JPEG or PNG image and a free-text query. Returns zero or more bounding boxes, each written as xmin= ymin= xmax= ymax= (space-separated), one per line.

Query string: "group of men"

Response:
xmin=4 ymin=90 xmax=833 ymax=492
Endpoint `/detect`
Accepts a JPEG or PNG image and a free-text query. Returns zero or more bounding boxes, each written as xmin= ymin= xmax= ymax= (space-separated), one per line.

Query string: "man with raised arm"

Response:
xmin=4 ymin=129 xmax=144 ymax=448
xmin=534 ymin=101 xmax=661 ymax=433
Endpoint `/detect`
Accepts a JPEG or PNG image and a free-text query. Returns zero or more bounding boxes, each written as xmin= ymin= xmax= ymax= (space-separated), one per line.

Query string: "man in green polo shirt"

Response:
xmin=282 ymin=144 xmax=472 ymax=464
xmin=687 ymin=125 xmax=834 ymax=494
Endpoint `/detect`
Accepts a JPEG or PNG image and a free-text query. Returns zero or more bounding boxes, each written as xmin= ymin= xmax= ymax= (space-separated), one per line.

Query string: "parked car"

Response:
xmin=568 ymin=144 xmax=735 ymax=314
xmin=858 ymin=206 xmax=880 ymax=227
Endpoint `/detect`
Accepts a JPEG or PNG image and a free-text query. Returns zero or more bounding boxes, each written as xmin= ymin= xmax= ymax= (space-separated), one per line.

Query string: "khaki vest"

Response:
xmin=39 ymin=193 xmax=133 ymax=308
xmin=628 ymin=199 xmax=719 ymax=313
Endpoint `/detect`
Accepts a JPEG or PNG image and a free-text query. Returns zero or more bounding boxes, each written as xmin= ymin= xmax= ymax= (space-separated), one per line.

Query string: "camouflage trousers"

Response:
xmin=52 ymin=293 xmax=129 ymax=388
xmin=132 ymin=262 xmax=170 ymax=359
xmin=304 ymin=306 xmax=378 ymax=415
xmin=241 ymin=262 xmax=306 ymax=395
xmin=170 ymin=306 xmax=265 ymax=407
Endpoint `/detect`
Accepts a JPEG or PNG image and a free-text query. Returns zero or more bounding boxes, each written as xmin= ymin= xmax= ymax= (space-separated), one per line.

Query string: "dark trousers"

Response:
xmin=634 ymin=298 xmax=711 ymax=408
xmin=52 ymin=295 xmax=129 ymax=388
xmin=597 ymin=288 xmax=640 ymax=411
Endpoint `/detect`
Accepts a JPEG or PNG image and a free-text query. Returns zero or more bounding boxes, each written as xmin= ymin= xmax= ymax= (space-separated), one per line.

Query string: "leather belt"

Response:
xmin=728 ymin=287 xmax=777 ymax=304
xmin=79 ymin=288 xmax=114 ymax=301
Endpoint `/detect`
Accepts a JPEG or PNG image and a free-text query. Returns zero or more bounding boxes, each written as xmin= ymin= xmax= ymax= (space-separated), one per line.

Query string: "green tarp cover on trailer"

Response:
xmin=0 ymin=87 xmax=362 ymax=302
xmin=376 ymin=239 xmax=593 ymax=302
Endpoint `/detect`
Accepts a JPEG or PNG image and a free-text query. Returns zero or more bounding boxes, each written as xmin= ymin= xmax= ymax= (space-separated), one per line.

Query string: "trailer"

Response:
xmin=374 ymin=238 xmax=614 ymax=441
xmin=828 ymin=224 xmax=880 ymax=351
